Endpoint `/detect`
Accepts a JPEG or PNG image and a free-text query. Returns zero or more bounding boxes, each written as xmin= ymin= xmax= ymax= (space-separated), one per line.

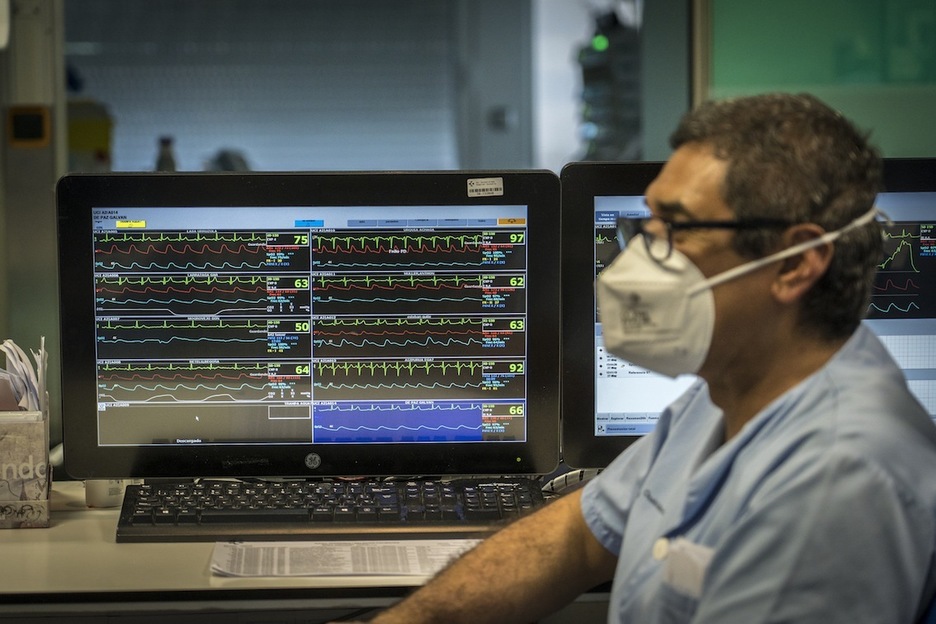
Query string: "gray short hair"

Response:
xmin=670 ymin=93 xmax=883 ymax=339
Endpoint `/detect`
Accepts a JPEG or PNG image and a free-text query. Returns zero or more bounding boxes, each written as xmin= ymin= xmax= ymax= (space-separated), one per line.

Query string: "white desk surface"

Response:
xmin=0 ymin=482 xmax=610 ymax=622
xmin=0 ymin=481 xmax=427 ymax=603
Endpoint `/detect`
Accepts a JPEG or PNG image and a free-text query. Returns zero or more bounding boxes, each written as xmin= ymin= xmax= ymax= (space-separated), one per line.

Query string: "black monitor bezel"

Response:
xmin=57 ymin=170 xmax=561 ymax=479
xmin=560 ymin=161 xmax=663 ymax=469
xmin=559 ymin=158 xmax=936 ymax=470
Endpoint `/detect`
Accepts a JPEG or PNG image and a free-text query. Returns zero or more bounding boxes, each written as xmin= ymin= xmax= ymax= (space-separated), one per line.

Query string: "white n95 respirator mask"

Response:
xmin=596 ymin=206 xmax=880 ymax=378
xmin=597 ymin=238 xmax=714 ymax=378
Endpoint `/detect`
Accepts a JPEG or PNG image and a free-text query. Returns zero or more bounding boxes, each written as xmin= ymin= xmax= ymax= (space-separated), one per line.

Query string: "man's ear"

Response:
xmin=772 ymin=224 xmax=833 ymax=304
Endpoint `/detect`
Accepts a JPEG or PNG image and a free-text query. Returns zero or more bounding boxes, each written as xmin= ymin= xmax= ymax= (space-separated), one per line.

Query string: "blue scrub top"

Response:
xmin=582 ymin=324 xmax=936 ymax=623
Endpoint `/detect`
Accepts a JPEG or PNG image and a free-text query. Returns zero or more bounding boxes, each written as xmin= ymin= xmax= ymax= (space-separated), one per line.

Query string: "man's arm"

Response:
xmin=368 ymin=489 xmax=617 ymax=624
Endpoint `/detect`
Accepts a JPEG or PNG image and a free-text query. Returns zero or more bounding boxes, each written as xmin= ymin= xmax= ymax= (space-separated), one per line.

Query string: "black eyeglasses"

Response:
xmin=616 ymin=215 xmax=797 ymax=262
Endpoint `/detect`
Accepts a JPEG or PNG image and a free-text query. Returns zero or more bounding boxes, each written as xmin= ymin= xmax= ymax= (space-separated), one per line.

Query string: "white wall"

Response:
xmin=531 ymin=0 xmax=592 ymax=172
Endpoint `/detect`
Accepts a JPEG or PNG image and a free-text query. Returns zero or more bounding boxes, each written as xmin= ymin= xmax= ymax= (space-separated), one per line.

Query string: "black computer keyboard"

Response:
xmin=116 ymin=477 xmax=547 ymax=542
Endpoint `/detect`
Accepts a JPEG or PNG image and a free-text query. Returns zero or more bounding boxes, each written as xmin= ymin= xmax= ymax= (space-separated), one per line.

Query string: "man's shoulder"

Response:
xmin=754 ymin=327 xmax=936 ymax=505
xmin=823 ymin=325 xmax=932 ymax=437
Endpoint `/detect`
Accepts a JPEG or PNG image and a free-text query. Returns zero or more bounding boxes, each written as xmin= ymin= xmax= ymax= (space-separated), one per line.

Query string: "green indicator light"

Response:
xmin=592 ymin=34 xmax=609 ymax=52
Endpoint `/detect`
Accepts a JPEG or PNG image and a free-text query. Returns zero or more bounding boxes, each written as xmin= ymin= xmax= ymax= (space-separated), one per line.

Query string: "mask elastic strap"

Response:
xmin=687 ymin=206 xmax=880 ymax=296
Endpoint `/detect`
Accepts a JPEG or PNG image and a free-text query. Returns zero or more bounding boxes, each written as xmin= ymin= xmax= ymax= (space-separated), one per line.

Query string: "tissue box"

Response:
xmin=0 ymin=411 xmax=50 ymax=528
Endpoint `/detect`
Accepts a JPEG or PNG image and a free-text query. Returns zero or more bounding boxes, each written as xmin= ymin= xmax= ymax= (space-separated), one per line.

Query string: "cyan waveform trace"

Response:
xmin=868 ymin=301 xmax=922 ymax=314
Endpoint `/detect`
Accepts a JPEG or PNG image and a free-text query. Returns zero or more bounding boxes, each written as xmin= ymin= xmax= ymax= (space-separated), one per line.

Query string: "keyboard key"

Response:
xmin=200 ymin=508 xmax=310 ymax=523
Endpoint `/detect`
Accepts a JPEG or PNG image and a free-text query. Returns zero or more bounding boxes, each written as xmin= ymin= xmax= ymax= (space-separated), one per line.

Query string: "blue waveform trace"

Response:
xmin=314 ymin=400 xmax=483 ymax=442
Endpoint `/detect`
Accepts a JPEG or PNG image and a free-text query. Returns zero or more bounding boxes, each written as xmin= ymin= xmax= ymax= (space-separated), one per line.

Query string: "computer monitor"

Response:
xmin=560 ymin=158 xmax=936 ymax=469
xmin=56 ymin=171 xmax=561 ymax=479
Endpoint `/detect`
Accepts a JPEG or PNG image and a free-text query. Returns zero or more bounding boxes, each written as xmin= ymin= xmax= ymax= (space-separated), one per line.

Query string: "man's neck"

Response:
xmin=704 ymin=330 xmax=849 ymax=440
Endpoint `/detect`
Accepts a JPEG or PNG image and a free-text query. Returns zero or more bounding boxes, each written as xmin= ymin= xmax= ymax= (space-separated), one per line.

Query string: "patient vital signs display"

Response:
xmin=91 ymin=206 xmax=530 ymax=447
xmin=868 ymin=222 xmax=936 ymax=319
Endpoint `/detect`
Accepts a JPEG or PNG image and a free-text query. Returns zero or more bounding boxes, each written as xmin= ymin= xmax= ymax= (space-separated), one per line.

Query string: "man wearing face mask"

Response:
xmin=351 ymin=93 xmax=936 ymax=624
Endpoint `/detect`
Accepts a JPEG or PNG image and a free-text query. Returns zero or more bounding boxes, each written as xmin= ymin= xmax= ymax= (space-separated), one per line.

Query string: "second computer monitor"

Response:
xmin=561 ymin=159 xmax=936 ymax=469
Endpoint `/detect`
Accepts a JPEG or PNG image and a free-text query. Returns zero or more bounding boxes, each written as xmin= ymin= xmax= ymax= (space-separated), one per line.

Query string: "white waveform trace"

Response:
xmin=318 ymin=423 xmax=483 ymax=433
xmin=98 ymin=305 xmax=271 ymax=317
xmin=101 ymin=382 xmax=267 ymax=392
xmin=314 ymin=336 xmax=481 ymax=349
xmin=98 ymin=392 xmax=295 ymax=403
xmin=318 ymin=402 xmax=482 ymax=412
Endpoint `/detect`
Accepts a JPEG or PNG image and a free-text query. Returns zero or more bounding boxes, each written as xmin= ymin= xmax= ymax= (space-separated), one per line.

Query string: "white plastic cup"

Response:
xmin=84 ymin=479 xmax=128 ymax=507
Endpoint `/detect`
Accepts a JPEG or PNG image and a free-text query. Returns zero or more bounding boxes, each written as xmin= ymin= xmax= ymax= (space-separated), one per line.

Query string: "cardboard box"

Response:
xmin=0 ymin=411 xmax=50 ymax=528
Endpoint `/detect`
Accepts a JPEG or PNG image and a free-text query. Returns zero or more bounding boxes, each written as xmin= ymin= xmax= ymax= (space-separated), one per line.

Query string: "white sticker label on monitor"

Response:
xmin=467 ymin=177 xmax=504 ymax=197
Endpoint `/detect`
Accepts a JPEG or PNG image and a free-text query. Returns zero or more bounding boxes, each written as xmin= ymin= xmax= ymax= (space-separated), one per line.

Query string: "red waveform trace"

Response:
xmin=873 ymin=278 xmax=920 ymax=292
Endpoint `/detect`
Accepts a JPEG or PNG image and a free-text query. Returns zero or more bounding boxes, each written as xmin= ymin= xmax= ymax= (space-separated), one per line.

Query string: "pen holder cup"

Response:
xmin=0 ymin=411 xmax=51 ymax=528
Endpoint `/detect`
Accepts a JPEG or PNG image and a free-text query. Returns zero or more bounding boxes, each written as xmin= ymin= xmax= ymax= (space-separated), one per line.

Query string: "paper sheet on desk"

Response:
xmin=211 ymin=539 xmax=481 ymax=577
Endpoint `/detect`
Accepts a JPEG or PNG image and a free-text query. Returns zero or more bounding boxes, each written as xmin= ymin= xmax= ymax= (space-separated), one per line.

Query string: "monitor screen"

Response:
xmin=561 ymin=159 xmax=936 ymax=469
xmin=57 ymin=171 xmax=561 ymax=479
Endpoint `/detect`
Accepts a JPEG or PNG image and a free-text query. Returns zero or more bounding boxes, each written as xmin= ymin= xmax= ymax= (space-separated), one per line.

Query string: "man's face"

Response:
xmin=644 ymin=142 xmax=781 ymax=379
